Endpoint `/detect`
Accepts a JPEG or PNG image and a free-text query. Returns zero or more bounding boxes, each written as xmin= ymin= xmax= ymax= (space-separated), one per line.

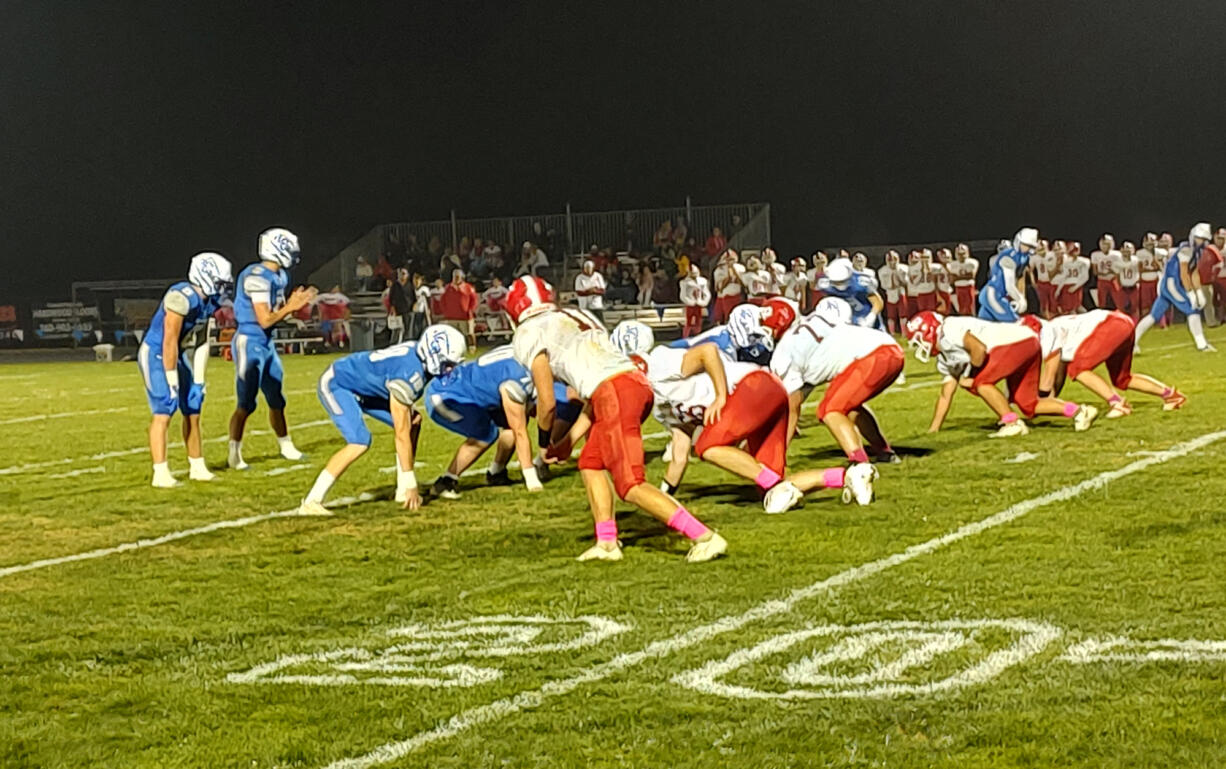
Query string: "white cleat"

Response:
xmin=189 ymin=466 xmax=217 ymax=482
xmin=228 ymin=451 xmax=249 ymax=471
xmin=763 ymin=481 xmax=804 ymax=514
xmin=1074 ymin=404 xmax=1099 ymax=432
xmin=1197 ymin=343 xmax=1218 ymax=353
xmin=577 ymin=540 xmax=623 ymax=562
xmin=840 ymin=462 xmax=878 ymax=506
xmin=279 ymin=444 xmax=305 ymax=461
xmin=661 ymin=441 xmax=674 ymax=463
xmin=896 ymin=370 xmax=907 ymax=385
xmin=151 ymin=474 xmax=181 ymax=489
xmin=685 ymin=531 xmax=727 ymax=563
xmin=296 ymin=499 xmax=333 ymax=517
xmin=1105 ymin=401 xmax=1132 ymax=419
xmin=990 ymin=421 xmax=1030 ymax=438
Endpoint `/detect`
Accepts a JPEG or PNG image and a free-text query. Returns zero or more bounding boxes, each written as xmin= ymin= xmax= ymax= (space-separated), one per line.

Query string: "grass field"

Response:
xmin=2 ymin=324 xmax=1225 ymax=769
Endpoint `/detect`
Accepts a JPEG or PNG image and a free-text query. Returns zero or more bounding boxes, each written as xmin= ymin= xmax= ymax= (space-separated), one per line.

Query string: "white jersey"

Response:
xmin=951 ymin=258 xmax=979 ymax=287
xmin=782 ymin=271 xmax=810 ymax=303
xmin=770 ymin=316 xmax=898 ymax=393
xmin=713 ymin=264 xmax=744 ymax=298
xmin=512 ymin=308 xmax=633 ymax=399
xmin=643 ymin=345 xmax=760 ymax=430
xmin=1136 ymin=248 xmax=1163 ymax=281
xmin=1113 ymin=255 xmax=1140 ymax=287
xmin=1032 ymin=252 xmax=1058 ymax=283
xmin=1056 ymin=257 xmax=1090 ymax=289
xmin=680 ymin=276 xmax=711 ymax=307
xmin=932 ymin=263 xmax=952 ymax=293
xmin=877 ymin=264 xmax=908 ymax=302
xmin=1049 ymin=309 xmax=1125 ymax=362
xmin=745 ymin=268 xmax=777 ymax=297
xmin=908 ymin=264 xmax=937 ymax=295
xmin=573 ymin=272 xmax=606 ymax=311
xmin=936 ymin=316 xmax=1035 ymax=379
xmin=1090 ymin=249 xmax=1121 ymax=281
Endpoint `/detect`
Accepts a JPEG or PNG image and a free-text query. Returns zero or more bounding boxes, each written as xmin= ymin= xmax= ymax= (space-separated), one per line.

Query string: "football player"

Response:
xmin=508 ymin=277 xmax=726 ymax=563
xmin=668 ymin=298 xmax=794 ymax=366
xmin=1133 ymin=222 xmax=1216 ymax=352
xmin=877 ymin=250 xmax=908 ymax=334
xmin=907 ymin=312 xmax=1097 ymax=437
xmin=978 ymin=227 xmax=1037 ymax=322
xmin=952 ymin=243 xmax=980 ymax=316
xmin=228 ymin=228 xmax=317 ymax=469
xmin=139 ymin=252 xmax=233 ymax=487
xmin=817 ymin=257 xmax=885 ymax=330
xmin=299 ymin=325 xmax=467 ymax=515
xmin=1022 ymin=311 xmax=1186 ymax=416
xmin=424 ymin=345 xmax=582 ymax=498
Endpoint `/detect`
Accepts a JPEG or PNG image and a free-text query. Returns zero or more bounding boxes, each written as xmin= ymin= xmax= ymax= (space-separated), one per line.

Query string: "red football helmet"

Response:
xmin=505 ymin=276 xmax=555 ymax=325
xmin=760 ymin=297 xmax=798 ymax=341
xmin=905 ymin=311 xmax=943 ymax=362
xmin=1018 ymin=314 xmax=1043 ymax=335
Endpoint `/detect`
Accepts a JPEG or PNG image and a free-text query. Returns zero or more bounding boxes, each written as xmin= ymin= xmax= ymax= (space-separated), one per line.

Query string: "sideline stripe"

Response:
xmin=0 ymin=494 xmax=373 ymax=580
xmin=319 ymin=428 xmax=1226 ymax=769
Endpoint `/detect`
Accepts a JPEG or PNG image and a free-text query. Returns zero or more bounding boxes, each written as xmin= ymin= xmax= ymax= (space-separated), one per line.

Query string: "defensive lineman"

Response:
xmin=228 ymin=228 xmax=316 ymax=469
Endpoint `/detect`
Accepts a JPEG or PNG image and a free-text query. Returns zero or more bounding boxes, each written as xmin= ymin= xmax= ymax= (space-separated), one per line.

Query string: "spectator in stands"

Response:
xmin=441 ymin=269 xmax=479 ymax=347
xmin=704 ymin=227 xmax=727 ymax=260
xmin=375 ymin=254 xmax=396 ymax=287
xmin=729 ymin=213 xmax=744 ymax=236
xmin=673 ymin=249 xmax=690 ymax=280
xmin=481 ymin=275 xmax=510 ymax=334
xmin=426 ymin=235 xmax=444 ymax=267
xmin=636 ymin=262 xmax=655 ymax=306
xmin=429 ymin=277 xmax=445 ymax=319
xmin=672 ymin=217 xmax=689 ymax=247
xmin=712 ymin=249 xmax=744 ymax=323
xmin=574 ymin=260 xmax=607 ymax=319
xmin=783 ymin=257 xmax=811 ymax=312
xmin=387 ymin=268 xmax=412 ymax=344
xmin=355 ymin=256 xmax=374 ymax=291
xmin=1114 ymin=241 xmax=1141 ymax=319
xmin=515 ymin=241 xmax=549 ymax=277
xmin=458 ymin=236 xmax=473 ymax=265
xmin=409 ymin=273 xmax=431 ymax=339
xmin=317 ymin=285 xmax=351 ymax=348
xmin=653 ymin=220 xmax=673 ymax=252
xmin=652 ymin=256 xmax=678 ymax=303
xmin=439 ymin=247 xmax=464 ymax=279
xmin=679 ymin=264 xmax=711 ymax=337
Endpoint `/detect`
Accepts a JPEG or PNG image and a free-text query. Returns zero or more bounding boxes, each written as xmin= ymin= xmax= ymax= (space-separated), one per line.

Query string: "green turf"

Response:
xmin=1 ymin=326 xmax=1224 ymax=768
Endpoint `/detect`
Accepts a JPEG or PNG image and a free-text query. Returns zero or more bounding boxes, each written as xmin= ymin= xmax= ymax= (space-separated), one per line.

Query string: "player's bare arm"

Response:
xmin=963 ymin=333 xmax=988 ymax=368
xmin=253 ymin=286 xmax=317 ymax=329
xmin=678 ymin=343 xmax=729 ymax=425
xmin=390 ymin=397 xmax=422 ymax=510
xmin=929 ymin=377 xmax=959 ymax=432
xmin=529 ymin=353 xmax=556 ymax=434
xmin=499 ymin=385 xmax=540 ymax=491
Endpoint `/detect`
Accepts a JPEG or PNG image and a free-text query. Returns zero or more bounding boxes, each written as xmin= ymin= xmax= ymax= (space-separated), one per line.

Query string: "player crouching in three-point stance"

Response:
xmin=424 ymin=345 xmax=582 ymax=499
xmin=139 ymin=252 xmax=233 ymax=487
xmin=228 ymin=228 xmax=316 ymax=470
xmin=907 ymin=312 xmax=1098 ymax=437
xmin=507 ymin=276 xmax=726 ymax=563
xmin=1022 ymin=310 xmax=1186 ymax=417
xmin=298 ymin=325 xmax=467 ymax=515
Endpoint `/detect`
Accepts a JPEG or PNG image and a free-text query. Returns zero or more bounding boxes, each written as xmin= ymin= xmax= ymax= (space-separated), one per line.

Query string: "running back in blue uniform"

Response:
xmin=1148 ymin=241 xmax=1199 ymax=319
xmin=232 ymin=262 xmax=291 ymax=412
xmin=979 ymin=246 xmax=1030 ymax=321
xmin=139 ymin=282 xmax=217 ymax=416
xmin=819 ymin=274 xmax=886 ymax=331
xmin=318 ymin=342 xmax=430 ymax=446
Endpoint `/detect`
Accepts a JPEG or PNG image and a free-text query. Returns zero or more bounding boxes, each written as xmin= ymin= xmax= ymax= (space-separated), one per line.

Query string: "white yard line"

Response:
xmin=320 ymin=427 xmax=1226 ymax=769
xmin=0 ymin=494 xmax=374 ymax=580
xmin=0 ymin=406 xmax=130 ymax=425
xmin=45 ymin=466 xmax=106 ymax=479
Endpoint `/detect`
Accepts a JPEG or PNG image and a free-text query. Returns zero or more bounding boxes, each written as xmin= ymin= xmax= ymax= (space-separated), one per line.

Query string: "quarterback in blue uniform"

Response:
xmin=1134 ymin=222 xmax=1216 ymax=352
xmin=138 ymin=252 xmax=233 ymax=488
xmin=817 ymin=257 xmax=885 ymax=330
xmin=227 ymin=227 xmax=317 ymax=469
xmin=424 ymin=345 xmax=583 ymax=498
xmin=978 ymin=227 xmax=1038 ymax=322
xmin=299 ymin=324 xmax=468 ymax=514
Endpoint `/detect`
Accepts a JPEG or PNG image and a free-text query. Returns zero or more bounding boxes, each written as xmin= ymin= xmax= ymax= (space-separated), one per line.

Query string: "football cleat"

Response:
xmin=279 ymin=444 xmax=305 ymax=461
xmin=485 ymin=468 xmax=512 ymax=486
xmin=151 ymin=473 xmax=181 ymax=489
xmin=990 ymin=420 xmax=1030 ymax=438
xmin=577 ymin=540 xmax=623 ymax=562
xmin=1163 ymin=389 xmax=1188 ymax=411
xmin=1105 ymin=400 xmax=1132 ymax=419
xmin=297 ymin=499 xmax=333 ymax=517
xmin=873 ymin=449 xmax=903 ymax=464
xmin=841 ymin=462 xmax=878 ymax=506
xmin=763 ymin=481 xmax=803 ymax=515
xmin=685 ymin=531 xmax=728 ymax=563
xmin=431 ymin=475 xmax=461 ymax=500
xmin=189 ymin=465 xmax=217 ymax=482
xmin=1074 ymin=404 xmax=1099 ymax=432
xmin=1197 ymin=343 xmax=1218 ymax=353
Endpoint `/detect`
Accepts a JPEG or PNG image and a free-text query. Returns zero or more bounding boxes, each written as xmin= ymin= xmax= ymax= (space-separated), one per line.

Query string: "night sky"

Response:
xmin=3 ymin=0 xmax=1225 ymax=298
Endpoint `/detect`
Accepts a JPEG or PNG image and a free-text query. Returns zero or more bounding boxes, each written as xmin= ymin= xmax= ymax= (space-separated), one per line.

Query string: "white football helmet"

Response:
xmin=610 ymin=320 xmax=655 ymax=357
xmin=417 ymin=324 xmax=468 ymax=376
xmin=188 ymin=252 xmax=234 ymax=299
xmin=1013 ymin=227 xmax=1040 ymax=251
xmin=258 ymin=227 xmax=301 ymax=269
xmin=813 ymin=296 xmax=853 ymax=326
xmin=824 ymin=257 xmax=854 ymax=288
xmin=728 ymin=303 xmax=772 ymax=351
xmin=1190 ymin=222 xmax=1212 ymax=243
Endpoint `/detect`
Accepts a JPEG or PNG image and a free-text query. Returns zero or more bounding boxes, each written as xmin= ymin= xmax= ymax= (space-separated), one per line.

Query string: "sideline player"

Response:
xmin=907 ymin=312 xmax=1097 ymax=436
xmin=978 ymin=227 xmax=1038 ymax=321
xmin=1133 ymin=222 xmax=1216 ymax=352
xmin=424 ymin=345 xmax=582 ymax=498
xmin=139 ymin=252 xmax=233 ymax=487
xmin=877 ymin=250 xmax=908 ymax=334
xmin=299 ymin=325 xmax=467 ymax=514
xmin=507 ymin=276 xmax=726 ymax=563
xmin=1023 ymin=311 xmax=1186 ymax=416
xmin=228 ymin=228 xmax=316 ymax=469
xmin=951 ymin=243 xmax=979 ymax=316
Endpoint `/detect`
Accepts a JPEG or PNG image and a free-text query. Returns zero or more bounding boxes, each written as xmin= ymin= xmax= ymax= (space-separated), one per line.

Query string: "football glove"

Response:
xmin=186 ymin=383 xmax=206 ymax=411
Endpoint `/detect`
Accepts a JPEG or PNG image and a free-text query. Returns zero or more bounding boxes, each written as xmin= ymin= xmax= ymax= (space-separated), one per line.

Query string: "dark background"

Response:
xmin=3 ymin=0 xmax=1225 ymax=299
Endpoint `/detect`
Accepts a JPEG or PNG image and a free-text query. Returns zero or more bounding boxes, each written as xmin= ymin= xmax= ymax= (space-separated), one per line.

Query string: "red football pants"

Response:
xmin=695 ymin=370 xmax=789 ymax=476
xmin=818 ymin=345 xmax=905 ymax=419
xmin=971 ymin=338 xmax=1042 ymax=418
xmin=578 ymin=371 xmax=653 ymax=499
xmin=1067 ymin=311 xmax=1136 ymax=388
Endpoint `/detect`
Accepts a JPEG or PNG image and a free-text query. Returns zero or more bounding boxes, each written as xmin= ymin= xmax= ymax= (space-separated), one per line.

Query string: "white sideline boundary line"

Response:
xmin=0 ymin=407 xmax=130 ymax=425
xmin=0 ymin=494 xmax=375 ymax=580
xmin=319 ymin=427 xmax=1226 ymax=769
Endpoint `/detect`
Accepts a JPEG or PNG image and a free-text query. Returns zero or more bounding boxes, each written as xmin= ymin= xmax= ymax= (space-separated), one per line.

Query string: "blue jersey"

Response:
xmin=143 ymin=281 xmax=215 ymax=352
xmin=331 ymin=342 xmax=429 ymax=404
xmin=234 ymin=262 xmax=290 ymax=339
xmin=429 ymin=347 xmax=533 ymax=409
xmin=820 ymin=274 xmax=878 ymax=324
xmin=667 ymin=326 xmax=772 ymax=366
xmin=985 ymin=246 xmax=1030 ymax=297
xmin=1164 ymin=242 xmax=1199 ymax=283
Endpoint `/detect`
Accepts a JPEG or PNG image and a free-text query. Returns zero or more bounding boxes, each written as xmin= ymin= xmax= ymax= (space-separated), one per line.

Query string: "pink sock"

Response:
xmin=1001 ymin=412 xmax=1019 ymax=424
xmin=594 ymin=520 xmax=618 ymax=542
xmin=1162 ymin=387 xmax=1173 ymax=397
xmin=848 ymin=448 xmax=869 ymax=464
xmin=822 ymin=467 xmax=845 ymax=488
xmin=1063 ymin=401 xmax=1079 ymax=418
xmin=667 ymin=507 xmax=710 ymax=540
xmin=1108 ymin=394 xmax=1122 ymax=405
xmin=754 ymin=466 xmax=782 ymax=490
